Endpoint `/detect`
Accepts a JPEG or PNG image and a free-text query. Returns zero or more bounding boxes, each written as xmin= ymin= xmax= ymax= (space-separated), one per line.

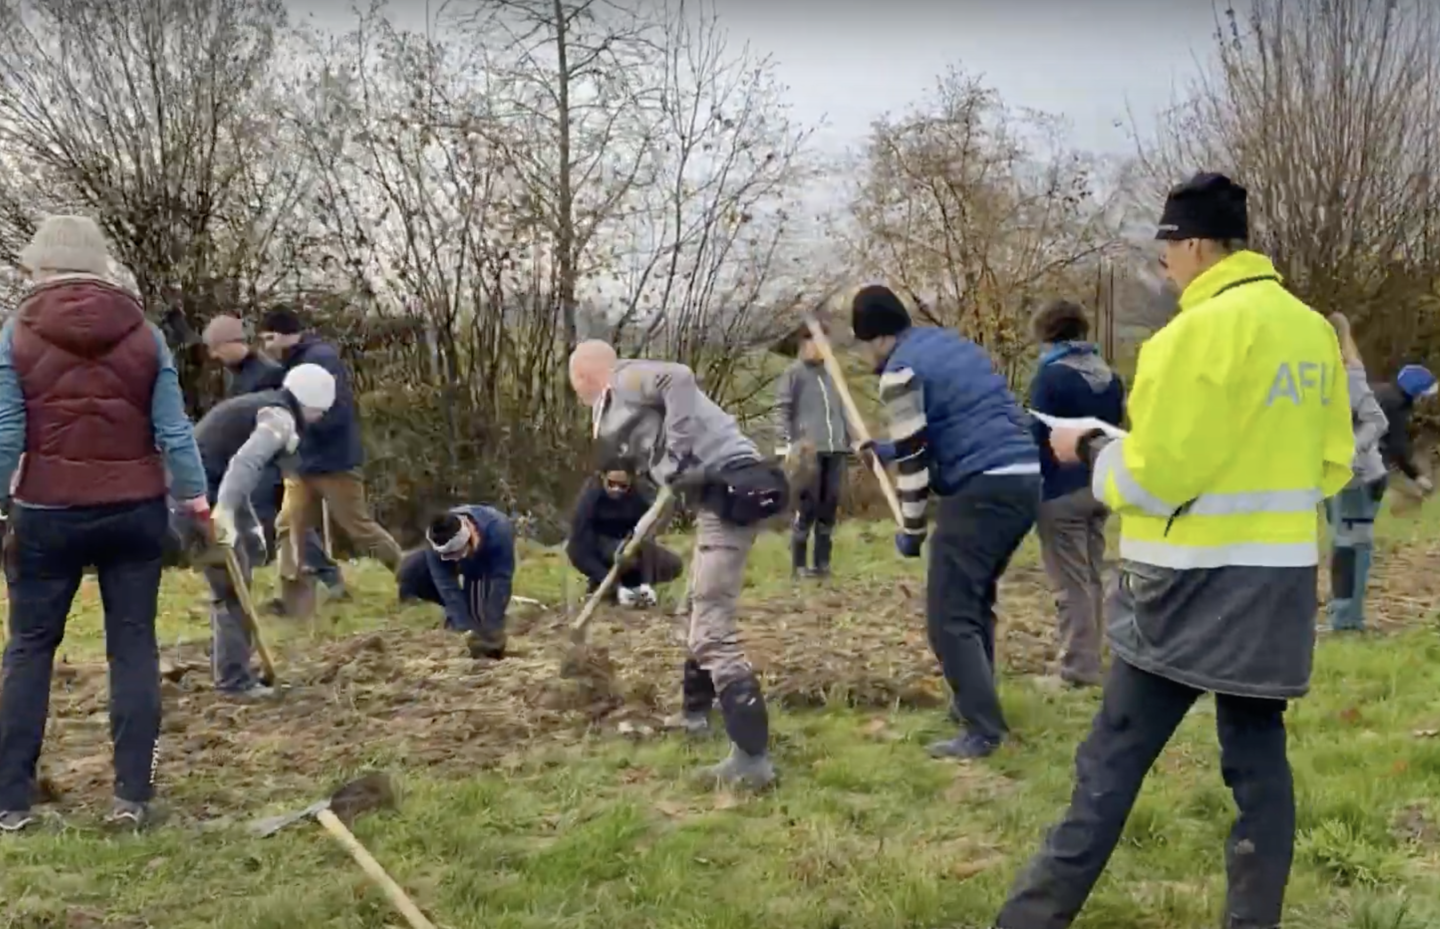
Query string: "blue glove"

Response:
xmin=895 ymin=531 xmax=924 ymax=558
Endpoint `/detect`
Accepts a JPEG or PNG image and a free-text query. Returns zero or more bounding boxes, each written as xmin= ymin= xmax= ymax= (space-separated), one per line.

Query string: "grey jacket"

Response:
xmin=593 ymin=359 xmax=760 ymax=487
xmin=1107 ymin=560 xmax=1317 ymax=700
xmin=773 ymin=360 xmax=850 ymax=454
xmin=1345 ymin=362 xmax=1389 ymax=486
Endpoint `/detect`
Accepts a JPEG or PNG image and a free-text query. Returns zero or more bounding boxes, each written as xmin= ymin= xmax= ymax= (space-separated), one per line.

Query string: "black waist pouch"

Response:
xmin=698 ymin=461 xmax=791 ymax=527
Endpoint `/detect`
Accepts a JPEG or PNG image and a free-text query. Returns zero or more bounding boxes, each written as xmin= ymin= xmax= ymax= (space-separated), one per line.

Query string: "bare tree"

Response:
xmin=846 ymin=68 xmax=1124 ymax=376
xmin=603 ymin=0 xmax=820 ymax=409
xmin=0 ymin=0 xmax=300 ymax=340
xmin=1136 ymin=0 xmax=1440 ymax=369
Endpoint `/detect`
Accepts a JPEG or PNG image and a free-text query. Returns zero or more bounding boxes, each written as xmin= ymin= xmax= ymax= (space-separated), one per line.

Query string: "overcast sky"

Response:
xmin=718 ymin=1 xmax=1233 ymax=157
xmin=306 ymin=0 xmax=1237 ymax=157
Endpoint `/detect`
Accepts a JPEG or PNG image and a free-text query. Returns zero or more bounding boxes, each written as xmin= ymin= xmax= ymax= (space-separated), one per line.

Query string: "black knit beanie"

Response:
xmin=259 ymin=306 xmax=303 ymax=335
xmin=851 ymin=285 xmax=911 ymax=342
xmin=1155 ymin=172 xmax=1248 ymax=242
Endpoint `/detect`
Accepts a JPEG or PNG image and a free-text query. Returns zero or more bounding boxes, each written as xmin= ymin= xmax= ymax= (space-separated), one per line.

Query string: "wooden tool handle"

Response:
xmin=224 ymin=547 xmax=277 ymax=685
xmin=316 ymin=808 xmax=438 ymax=929
xmin=802 ymin=317 xmax=907 ymax=528
xmin=569 ymin=486 xmax=675 ymax=638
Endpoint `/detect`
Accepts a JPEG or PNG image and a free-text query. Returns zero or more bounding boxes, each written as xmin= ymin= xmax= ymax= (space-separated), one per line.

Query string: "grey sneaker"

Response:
xmin=105 ymin=799 xmax=149 ymax=830
xmin=220 ymin=681 xmax=277 ymax=701
xmin=662 ymin=709 xmax=712 ymax=735
xmin=0 ymin=810 xmax=37 ymax=833
xmin=696 ymin=744 xmax=777 ymax=791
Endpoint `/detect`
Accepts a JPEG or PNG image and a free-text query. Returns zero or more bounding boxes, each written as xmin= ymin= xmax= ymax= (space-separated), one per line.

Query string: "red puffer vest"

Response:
xmin=10 ymin=276 xmax=166 ymax=507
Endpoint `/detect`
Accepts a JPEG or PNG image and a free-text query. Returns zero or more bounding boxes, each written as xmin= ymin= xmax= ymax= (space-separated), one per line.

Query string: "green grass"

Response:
xmin=4 ymin=502 xmax=1440 ymax=928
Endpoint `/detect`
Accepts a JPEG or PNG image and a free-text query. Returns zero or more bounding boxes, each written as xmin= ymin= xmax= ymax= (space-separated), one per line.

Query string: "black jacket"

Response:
xmin=226 ymin=351 xmax=285 ymax=397
xmin=1374 ymin=382 xmax=1419 ymax=479
xmin=566 ymin=478 xmax=655 ymax=582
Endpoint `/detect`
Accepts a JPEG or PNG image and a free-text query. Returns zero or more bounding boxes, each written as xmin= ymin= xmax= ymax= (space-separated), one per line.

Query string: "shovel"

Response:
xmin=223 ymin=546 xmax=278 ymax=687
xmin=249 ymin=774 xmax=437 ymax=929
xmin=569 ymin=484 xmax=676 ymax=643
xmin=803 ymin=314 xmax=906 ymax=528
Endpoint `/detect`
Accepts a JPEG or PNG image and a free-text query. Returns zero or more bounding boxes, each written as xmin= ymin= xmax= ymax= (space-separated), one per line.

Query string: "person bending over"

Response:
xmin=397 ymin=506 xmax=515 ymax=659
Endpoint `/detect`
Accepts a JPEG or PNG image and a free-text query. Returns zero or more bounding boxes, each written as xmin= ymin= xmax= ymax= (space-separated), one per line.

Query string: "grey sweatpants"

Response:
xmin=1037 ymin=488 xmax=1109 ymax=685
xmin=687 ymin=510 xmax=759 ymax=693
xmin=205 ymin=504 xmax=265 ymax=692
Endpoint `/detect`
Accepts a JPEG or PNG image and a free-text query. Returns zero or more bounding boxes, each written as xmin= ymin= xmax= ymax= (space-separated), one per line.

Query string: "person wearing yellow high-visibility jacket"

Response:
xmin=996 ymin=173 xmax=1354 ymax=929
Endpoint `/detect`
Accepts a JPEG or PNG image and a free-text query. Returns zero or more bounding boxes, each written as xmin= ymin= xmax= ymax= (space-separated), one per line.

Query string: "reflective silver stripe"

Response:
xmin=1185 ymin=488 xmax=1322 ymax=516
xmin=1121 ymin=538 xmax=1318 ymax=569
xmin=1092 ymin=439 xmax=1173 ymax=517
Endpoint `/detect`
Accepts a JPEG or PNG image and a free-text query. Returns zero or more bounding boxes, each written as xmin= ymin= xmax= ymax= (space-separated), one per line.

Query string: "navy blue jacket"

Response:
xmin=226 ymin=351 xmax=285 ymax=398
xmin=1027 ymin=343 xmax=1126 ymax=500
xmin=426 ymin=505 xmax=516 ymax=634
xmin=282 ymin=335 xmax=364 ymax=475
xmin=877 ymin=326 xmax=1038 ymax=535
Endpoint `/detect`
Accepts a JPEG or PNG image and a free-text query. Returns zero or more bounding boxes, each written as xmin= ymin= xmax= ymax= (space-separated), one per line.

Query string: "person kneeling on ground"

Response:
xmin=194 ymin=363 xmax=338 ymax=700
xmin=397 ymin=506 xmax=514 ymax=660
xmin=566 ymin=463 xmax=684 ymax=608
xmin=569 ymin=339 xmax=788 ymax=790
xmin=853 ymin=284 xmax=1041 ymax=762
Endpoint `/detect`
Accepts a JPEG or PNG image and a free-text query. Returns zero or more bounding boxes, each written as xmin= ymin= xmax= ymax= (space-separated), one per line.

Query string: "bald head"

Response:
xmin=568 ymin=339 xmax=618 ymax=405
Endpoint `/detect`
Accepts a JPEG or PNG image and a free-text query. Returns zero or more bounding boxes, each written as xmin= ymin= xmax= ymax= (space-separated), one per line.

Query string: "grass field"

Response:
xmin=3 ymin=502 xmax=1440 ymax=928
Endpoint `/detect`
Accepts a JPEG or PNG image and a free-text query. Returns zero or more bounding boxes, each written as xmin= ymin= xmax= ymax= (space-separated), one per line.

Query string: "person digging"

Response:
xmin=569 ymin=340 xmax=789 ymax=791
xmin=396 ymin=506 xmax=514 ymax=660
xmin=194 ymin=363 xmax=338 ymax=700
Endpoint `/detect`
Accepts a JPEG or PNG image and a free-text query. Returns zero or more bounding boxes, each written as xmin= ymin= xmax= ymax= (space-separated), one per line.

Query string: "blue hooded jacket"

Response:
xmin=1027 ymin=342 xmax=1126 ymax=500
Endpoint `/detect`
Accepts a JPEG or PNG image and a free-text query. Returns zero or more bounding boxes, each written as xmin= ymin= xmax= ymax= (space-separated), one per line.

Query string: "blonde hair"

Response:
xmin=1328 ymin=312 xmax=1363 ymax=366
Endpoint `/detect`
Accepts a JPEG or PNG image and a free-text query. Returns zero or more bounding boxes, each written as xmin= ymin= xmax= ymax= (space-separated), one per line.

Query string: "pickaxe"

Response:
xmin=802 ymin=314 xmax=906 ymax=529
xmin=249 ymin=774 xmax=437 ymax=929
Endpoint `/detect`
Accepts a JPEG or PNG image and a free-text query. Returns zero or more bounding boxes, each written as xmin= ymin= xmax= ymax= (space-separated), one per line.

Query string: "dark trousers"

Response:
xmin=0 ymin=498 xmax=170 ymax=810
xmin=792 ymin=453 xmax=846 ymax=570
xmin=571 ymin=535 xmax=685 ymax=592
xmin=997 ymin=659 xmax=1295 ymax=929
xmin=928 ymin=473 xmax=1039 ymax=742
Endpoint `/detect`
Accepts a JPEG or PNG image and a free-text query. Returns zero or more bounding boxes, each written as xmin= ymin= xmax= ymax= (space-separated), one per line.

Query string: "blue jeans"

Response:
xmin=0 ymin=499 xmax=169 ymax=810
xmin=1324 ymin=479 xmax=1386 ymax=631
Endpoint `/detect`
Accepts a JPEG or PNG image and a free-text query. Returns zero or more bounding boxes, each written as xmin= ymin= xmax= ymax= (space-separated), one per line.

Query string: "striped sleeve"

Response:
xmin=879 ymin=365 xmax=931 ymax=535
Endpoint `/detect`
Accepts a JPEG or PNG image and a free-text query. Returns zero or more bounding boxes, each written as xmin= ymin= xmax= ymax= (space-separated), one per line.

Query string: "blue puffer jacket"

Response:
xmin=883 ymin=326 xmax=1037 ymax=496
xmin=283 ymin=335 xmax=364 ymax=475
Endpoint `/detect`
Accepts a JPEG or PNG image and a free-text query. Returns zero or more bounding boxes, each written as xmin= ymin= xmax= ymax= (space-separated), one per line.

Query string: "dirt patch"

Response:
xmin=20 ymin=544 xmax=1440 ymax=820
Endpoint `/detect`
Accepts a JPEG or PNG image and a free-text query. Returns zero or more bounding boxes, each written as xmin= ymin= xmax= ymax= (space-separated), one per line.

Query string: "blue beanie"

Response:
xmin=1397 ymin=364 xmax=1438 ymax=400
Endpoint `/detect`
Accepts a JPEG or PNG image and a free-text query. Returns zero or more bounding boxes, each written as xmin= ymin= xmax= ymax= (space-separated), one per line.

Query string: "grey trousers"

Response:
xmin=1037 ymin=488 xmax=1109 ymax=685
xmin=205 ymin=505 xmax=265 ymax=692
xmin=687 ymin=511 xmax=759 ymax=693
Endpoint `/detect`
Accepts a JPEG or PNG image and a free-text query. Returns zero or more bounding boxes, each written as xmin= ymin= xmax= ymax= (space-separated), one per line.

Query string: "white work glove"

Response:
xmin=1418 ymin=475 xmax=1434 ymax=494
xmin=776 ymin=443 xmax=791 ymax=458
xmin=635 ymin=584 xmax=657 ymax=608
xmin=617 ymin=586 xmax=639 ymax=608
xmin=212 ymin=506 xmax=238 ymax=549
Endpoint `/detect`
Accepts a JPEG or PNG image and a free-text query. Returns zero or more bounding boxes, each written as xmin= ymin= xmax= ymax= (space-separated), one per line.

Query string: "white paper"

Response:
xmin=1028 ymin=410 xmax=1128 ymax=439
